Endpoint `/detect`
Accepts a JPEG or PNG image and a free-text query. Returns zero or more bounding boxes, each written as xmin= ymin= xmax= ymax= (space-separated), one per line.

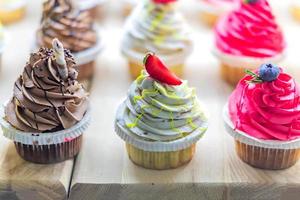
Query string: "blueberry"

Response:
xmin=258 ymin=63 xmax=280 ymax=82
xmin=245 ymin=0 xmax=258 ymax=4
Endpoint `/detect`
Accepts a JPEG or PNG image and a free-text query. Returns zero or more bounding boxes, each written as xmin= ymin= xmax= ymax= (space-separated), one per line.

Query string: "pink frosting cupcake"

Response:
xmin=224 ymin=63 xmax=300 ymax=169
xmin=214 ymin=0 xmax=286 ymax=85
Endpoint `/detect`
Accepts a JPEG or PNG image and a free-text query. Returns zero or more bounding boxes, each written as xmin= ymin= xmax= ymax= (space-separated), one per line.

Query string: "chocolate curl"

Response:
xmin=52 ymin=38 xmax=68 ymax=80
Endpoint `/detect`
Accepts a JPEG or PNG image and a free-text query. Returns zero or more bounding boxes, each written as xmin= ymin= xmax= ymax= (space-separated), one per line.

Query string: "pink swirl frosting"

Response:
xmin=229 ymin=70 xmax=300 ymax=141
xmin=215 ymin=0 xmax=286 ymax=58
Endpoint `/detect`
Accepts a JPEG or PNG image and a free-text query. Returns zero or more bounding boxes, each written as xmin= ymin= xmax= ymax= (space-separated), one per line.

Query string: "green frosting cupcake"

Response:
xmin=116 ymin=70 xmax=208 ymax=144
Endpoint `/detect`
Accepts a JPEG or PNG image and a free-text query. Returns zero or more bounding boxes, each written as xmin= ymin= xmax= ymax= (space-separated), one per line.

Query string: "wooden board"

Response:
xmin=0 ymin=1 xmax=74 ymax=199
xmin=69 ymin=1 xmax=300 ymax=200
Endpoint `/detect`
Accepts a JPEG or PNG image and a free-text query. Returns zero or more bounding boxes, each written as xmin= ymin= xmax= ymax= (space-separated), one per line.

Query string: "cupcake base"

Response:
xmin=126 ymin=143 xmax=195 ymax=170
xmin=291 ymin=6 xmax=300 ymax=22
xmin=220 ymin=63 xmax=254 ymax=86
xmin=128 ymin=61 xmax=184 ymax=79
xmin=235 ymin=140 xmax=300 ymax=170
xmin=14 ymin=135 xmax=82 ymax=164
xmin=199 ymin=11 xmax=218 ymax=27
xmin=0 ymin=6 xmax=26 ymax=24
xmin=75 ymin=61 xmax=95 ymax=91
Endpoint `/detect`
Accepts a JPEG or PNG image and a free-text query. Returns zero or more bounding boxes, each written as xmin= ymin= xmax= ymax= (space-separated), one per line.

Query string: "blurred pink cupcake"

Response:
xmin=214 ymin=0 xmax=286 ymax=85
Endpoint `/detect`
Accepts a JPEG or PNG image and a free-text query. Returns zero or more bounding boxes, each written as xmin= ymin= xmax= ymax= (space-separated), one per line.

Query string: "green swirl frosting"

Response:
xmin=121 ymin=71 xmax=207 ymax=142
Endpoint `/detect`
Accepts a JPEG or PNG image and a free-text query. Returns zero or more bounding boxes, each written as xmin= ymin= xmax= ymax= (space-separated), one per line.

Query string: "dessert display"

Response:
xmin=0 ymin=39 xmax=90 ymax=164
xmin=121 ymin=0 xmax=193 ymax=79
xmin=115 ymin=53 xmax=208 ymax=170
xmin=214 ymin=0 xmax=286 ymax=86
xmin=36 ymin=0 xmax=102 ymax=89
xmin=198 ymin=0 xmax=239 ymax=27
xmin=0 ymin=0 xmax=27 ymax=24
xmin=224 ymin=63 xmax=300 ymax=169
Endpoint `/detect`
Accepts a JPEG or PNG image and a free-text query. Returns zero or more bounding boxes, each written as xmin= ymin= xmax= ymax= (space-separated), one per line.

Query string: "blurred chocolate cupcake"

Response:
xmin=0 ymin=39 xmax=91 ymax=164
xmin=36 ymin=0 xmax=103 ymax=90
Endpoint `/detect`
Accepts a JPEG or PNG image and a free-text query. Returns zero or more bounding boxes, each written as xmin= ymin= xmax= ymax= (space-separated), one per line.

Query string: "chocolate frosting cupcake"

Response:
xmin=5 ymin=39 xmax=89 ymax=133
xmin=37 ymin=0 xmax=97 ymax=52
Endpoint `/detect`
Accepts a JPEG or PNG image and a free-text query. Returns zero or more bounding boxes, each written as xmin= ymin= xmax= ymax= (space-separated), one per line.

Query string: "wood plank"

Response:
xmin=0 ymin=1 xmax=74 ymax=199
xmin=70 ymin=1 xmax=300 ymax=200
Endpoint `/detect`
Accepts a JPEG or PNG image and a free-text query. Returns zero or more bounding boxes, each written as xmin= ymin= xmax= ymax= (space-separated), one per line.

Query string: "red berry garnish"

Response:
xmin=143 ymin=53 xmax=182 ymax=86
xmin=152 ymin=0 xmax=177 ymax=4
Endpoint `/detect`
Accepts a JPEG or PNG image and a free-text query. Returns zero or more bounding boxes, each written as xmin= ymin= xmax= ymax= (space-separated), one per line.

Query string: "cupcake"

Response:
xmin=78 ymin=0 xmax=107 ymax=20
xmin=214 ymin=0 xmax=286 ymax=86
xmin=115 ymin=53 xmax=208 ymax=170
xmin=290 ymin=2 xmax=300 ymax=22
xmin=0 ymin=39 xmax=90 ymax=164
xmin=36 ymin=0 xmax=102 ymax=90
xmin=122 ymin=0 xmax=137 ymax=16
xmin=121 ymin=0 xmax=193 ymax=79
xmin=0 ymin=0 xmax=27 ymax=24
xmin=198 ymin=0 xmax=239 ymax=27
xmin=224 ymin=63 xmax=300 ymax=170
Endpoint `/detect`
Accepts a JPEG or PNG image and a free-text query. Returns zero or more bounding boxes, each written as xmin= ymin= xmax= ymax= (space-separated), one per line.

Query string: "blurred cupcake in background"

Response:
xmin=78 ymin=0 xmax=107 ymax=20
xmin=198 ymin=0 xmax=239 ymax=27
xmin=0 ymin=0 xmax=27 ymax=24
xmin=224 ymin=63 xmax=300 ymax=169
xmin=290 ymin=1 xmax=300 ymax=22
xmin=122 ymin=0 xmax=137 ymax=16
xmin=115 ymin=53 xmax=208 ymax=170
xmin=121 ymin=0 xmax=193 ymax=79
xmin=0 ymin=39 xmax=90 ymax=164
xmin=214 ymin=0 xmax=286 ymax=86
xmin=36 ymin=0 xmax=103 ymax=90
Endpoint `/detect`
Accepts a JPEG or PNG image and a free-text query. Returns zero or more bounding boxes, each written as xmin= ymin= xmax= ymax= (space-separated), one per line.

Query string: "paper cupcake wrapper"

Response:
xmin=115 ymin=101 xmax=208 ymax=152
xmin=197 ymin=0 xmax=238 ymax=15
xmin=33 ymin=39 xmax=104 ymax=66
xmin=0 ymin=103 xmax=91 ymax=146
xmin=223 ymin=103 xmax=300 ymax=150
xmin=78 ymin=0 xmax=107 ymax=10
xmin=0 ymin=0 xmax=27 ymax=11
xmin=213 ymin=48 xmax=285 ymax=69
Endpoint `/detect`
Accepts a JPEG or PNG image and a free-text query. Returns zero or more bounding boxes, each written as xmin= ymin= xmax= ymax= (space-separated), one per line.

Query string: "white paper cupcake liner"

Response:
xmin=223 ymin=103 xmax=300 ymax=150
xmin=115 ymin=101 xmax=208 ymax=152
xmin=78 ymin=0 xmax=107 ymax=10
xmin=32 ymin=39 xmax=104 ymax=66
xmin=0 ymin=0 xmax=27 ymax=11
xmin=0 ymin=103 xmax=91 ymax=146
xmin=213 ymin=48 xmax=285 ymax=69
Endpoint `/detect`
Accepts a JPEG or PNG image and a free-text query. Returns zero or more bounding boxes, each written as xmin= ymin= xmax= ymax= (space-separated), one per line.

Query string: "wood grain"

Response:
xmin=69 ymin=1 xmax=300 ymax=200
xmin=0 ymin=1 xmax=74 ymax=199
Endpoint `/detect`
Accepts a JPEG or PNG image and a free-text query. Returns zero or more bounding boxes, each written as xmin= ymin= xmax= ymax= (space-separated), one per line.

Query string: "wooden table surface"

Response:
xmin=1 ymin=0 xmax=300 ymax=200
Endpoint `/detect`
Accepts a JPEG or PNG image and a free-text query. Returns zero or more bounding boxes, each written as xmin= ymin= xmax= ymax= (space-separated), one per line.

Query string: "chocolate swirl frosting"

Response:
xmin=5 ymin=39 xmax=89 ymax=133
xmin=37 ymin=0 xmax=97 ymax=52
